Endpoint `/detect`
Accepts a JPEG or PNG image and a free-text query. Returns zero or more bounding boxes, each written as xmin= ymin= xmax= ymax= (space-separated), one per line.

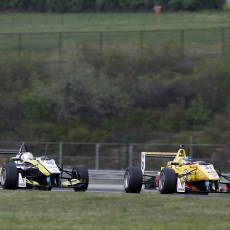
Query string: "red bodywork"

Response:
xmin=220 ymin=184 xmax=230 ymax=192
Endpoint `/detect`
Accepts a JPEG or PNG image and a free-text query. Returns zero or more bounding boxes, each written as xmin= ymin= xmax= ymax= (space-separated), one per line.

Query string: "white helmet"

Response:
xmin=21 ymin=152 xmax=34 ymax=161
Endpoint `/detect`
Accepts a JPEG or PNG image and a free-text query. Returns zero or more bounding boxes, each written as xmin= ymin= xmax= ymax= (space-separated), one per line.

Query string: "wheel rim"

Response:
xmin=1 ymin=168 xmax=6 ymax=185
xmin=72 ymin=169 xmax=78 ymax=179
xmin=124 ymin=171 xmax=130 ymax=189
xmin=159 ymin=172 xmax=165 ymax=190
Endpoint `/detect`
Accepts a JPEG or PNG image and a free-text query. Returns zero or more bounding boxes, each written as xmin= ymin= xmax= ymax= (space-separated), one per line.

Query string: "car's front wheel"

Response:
xmin=159 ymin=168 xmax=176 ymax=194
xmin=1 ymin=162 xmax=18 ymax=189
xmin=124 ymin=166 xmax=142 ymax=193
xmin=72 ymin=165 xmax=89 ymax=191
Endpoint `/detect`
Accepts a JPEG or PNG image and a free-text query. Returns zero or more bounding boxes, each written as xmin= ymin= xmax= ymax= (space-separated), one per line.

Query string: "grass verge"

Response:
xmin=1 ymin=11 xmax=230 ymax=33
xmin=0 ymin=189 xmax=229 ymax=230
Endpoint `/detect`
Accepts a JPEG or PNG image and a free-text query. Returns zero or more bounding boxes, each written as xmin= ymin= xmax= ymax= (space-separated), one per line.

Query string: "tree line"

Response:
xmin=0 ymin=0 xmax=225 ymax=12
xmin=0 ymin=46 xmax=229 ymax=143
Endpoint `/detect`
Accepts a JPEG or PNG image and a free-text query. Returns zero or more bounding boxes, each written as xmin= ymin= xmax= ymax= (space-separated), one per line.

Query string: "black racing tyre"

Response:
xmin=159 ymin=168 xmax=177 ymax=194
xmin=72 ymin=165 xmax=89 ymax=191
xmin=124 ymin=166 xmax=142 ymax=193
xmin=1 ymin=162 xmax=18 ymax=189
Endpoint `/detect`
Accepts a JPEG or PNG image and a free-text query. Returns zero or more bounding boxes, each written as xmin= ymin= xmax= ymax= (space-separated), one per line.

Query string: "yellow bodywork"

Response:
xmin=28 ymin=160 xmax=51 ymax=176
xmin=20 ymin=159 xmax=83 ymax=187
xmin=26 ymin=179 xmax=40 ymax=185
xmin=166 ymin=148 xmax=220 ymax=182
xmin=141 ymin=146 xmax=221 ymax=194
xmin=61 ymin=179 xmax=81 ymax=187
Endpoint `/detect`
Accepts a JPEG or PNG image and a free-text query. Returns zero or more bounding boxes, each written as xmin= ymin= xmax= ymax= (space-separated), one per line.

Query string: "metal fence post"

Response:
xmin=129 ymin=144 xmax=133 ymax=167
xmin=58 ymin=32 xmax=62 ymax=60
xmin=99 ymin=32 xmax=103 ymax=53
xmin=140 ymin=30 xmax=143 ymax=50
xmin=18 ymin=33 xmax=22 ymax=56
xmin=221 ymin=27 xmax=225 ymax=55
xmin=95 ymin=143 xmax=100 ymax=170
xmin=59 ymin=142 xmax=63 ymax=167
xmin=181 ymin=29 xmax=184 ymax=56
xmin=189 ymin=136 xmax=193 ymax=158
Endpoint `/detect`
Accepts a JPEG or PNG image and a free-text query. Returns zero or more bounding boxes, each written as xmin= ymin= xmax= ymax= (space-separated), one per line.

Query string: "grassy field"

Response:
xmin=0 ymin=189 xmax=229 ymax=230
xmin=0 ymin=11 xmax=230 ymax=59
xmin=0 ymin=11 xmax=230 ymax=33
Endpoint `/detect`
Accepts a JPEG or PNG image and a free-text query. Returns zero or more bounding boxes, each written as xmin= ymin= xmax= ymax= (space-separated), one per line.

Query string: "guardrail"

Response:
xmin=0 ymin=149 xmax=18 ymax=154
xmin=0 ymin=141 xmax=229 ymax=171
xmin=89 ymin=170 xmax=124 ymax=184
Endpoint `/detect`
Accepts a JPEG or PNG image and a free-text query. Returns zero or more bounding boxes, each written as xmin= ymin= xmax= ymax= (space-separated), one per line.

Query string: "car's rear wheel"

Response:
xmin=1 ymin=162 xmax=18 ymax=189
xmin=124 ymin=166 xmax=142 ymax=193
xmin=72 ymin=165 xmax=89 ymax=191
xmin=159 ymin=168 xmax=176 ymax=194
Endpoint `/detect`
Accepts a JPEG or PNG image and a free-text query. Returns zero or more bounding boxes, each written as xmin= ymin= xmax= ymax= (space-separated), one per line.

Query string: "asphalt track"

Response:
xmin=0 ymin=183 xmax=125 ymax=193
xmin=51 ymin=184 xmax=124 ymax=193
xmin=1 ymin=184 xmax=230 ymax=198
xmin=54 ymin=184 xmax=230 ymax=198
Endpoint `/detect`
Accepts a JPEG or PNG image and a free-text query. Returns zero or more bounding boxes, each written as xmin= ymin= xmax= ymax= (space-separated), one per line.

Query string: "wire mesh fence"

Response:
xmin=0 ymin=141 xmax=229 ymax=172
xmin=0 ymin=27 xmax=230 ymax=61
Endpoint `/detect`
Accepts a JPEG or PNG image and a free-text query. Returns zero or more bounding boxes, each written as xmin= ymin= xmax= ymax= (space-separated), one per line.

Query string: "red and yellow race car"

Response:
xmin=124 ymin=145 xmax=230 ymax=194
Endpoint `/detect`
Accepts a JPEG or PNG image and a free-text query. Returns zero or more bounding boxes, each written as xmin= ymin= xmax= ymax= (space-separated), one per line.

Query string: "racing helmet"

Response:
xmin=21 ymin=152 xmax=34 ymax=161
xmin=181 ymin=156 xmax=193 ymax=165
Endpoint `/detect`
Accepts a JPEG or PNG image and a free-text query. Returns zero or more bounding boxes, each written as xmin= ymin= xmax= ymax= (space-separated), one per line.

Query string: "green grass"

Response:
xmin=0 ymin=11 xmax=230 ymax=59
xmin=0 ymin=190 xmax=230 ymax=230
xmin=0 ymin=11 xmax=230 ymax=33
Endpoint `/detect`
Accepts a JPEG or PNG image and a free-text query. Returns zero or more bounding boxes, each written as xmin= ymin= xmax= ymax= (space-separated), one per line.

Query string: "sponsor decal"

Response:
xmin=183 ymin=169 xmax=188 ymax=181
xmin=141 ymin=153 xmax=145 ymax=172
xmin=177 ymin=178 xmax=185 ymax=192
xmin=43 ymin=159 xmax=55 ymax=165
xmin=39 ymin=159 xmax=60 ymax=174
xmin=18 ymin=173 xmax=26 ymax=187
xmin=202 ymin=165 xmax=219 ymax=179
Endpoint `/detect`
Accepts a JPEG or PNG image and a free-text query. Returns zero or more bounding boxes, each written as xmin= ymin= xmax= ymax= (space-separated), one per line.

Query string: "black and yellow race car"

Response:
xmin=124 ymin=145 xmax=230 ymax=194
xmin=0 ymin=143 xmax=89 ymax=191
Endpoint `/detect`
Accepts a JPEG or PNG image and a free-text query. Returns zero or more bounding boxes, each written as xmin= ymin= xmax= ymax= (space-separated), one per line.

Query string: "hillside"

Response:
xmin=0 ymin=46 xmax=229 ymax=143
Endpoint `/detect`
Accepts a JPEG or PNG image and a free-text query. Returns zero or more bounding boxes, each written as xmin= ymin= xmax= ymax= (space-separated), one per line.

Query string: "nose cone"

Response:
xmin=199 ymin=164 xmax=220 ymax=180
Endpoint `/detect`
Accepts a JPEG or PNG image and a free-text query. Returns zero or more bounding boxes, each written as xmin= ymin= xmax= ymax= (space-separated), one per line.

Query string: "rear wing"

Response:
xmin=141 ymin=152 xmax=177 ymax=173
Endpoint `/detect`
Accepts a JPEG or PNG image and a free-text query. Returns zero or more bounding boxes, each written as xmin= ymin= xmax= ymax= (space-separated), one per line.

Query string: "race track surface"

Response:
xmin=1 ymin=184 xmax=230 ymax=198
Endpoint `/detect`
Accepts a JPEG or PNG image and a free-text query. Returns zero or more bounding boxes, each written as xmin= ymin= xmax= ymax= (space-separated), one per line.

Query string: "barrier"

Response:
xmin=0 ymin=141 xmax=229 ymax=172
xmin=0 ymin=27 xmax=230 ymax=59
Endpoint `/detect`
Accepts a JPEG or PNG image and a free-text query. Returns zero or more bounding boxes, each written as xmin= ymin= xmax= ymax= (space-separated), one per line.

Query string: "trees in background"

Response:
xmin=0 ymin=0 xmax=225 ymax=12
xmin=0 ymin=47 xmax=229 ymax=142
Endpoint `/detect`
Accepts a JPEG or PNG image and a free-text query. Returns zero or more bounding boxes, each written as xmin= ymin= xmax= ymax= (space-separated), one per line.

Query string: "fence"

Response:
xmin=0 ymin=27 xmax=230 ymax=61
xmin=0 ymin=141 xmax=229 ymax=172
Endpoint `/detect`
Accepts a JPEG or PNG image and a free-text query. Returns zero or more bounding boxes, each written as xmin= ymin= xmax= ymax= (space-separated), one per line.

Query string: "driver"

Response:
xmin=20 ymin=152 xmax=34 ymax=161
xmin=181 ymin=156 xmax=193 ymax=165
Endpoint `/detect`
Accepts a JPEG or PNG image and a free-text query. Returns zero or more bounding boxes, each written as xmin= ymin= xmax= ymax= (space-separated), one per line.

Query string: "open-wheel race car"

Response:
xmin=124 ymin=145 xmax=230 ymax=194
xmin=0 ymin=143 xmax=89 ymax=191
